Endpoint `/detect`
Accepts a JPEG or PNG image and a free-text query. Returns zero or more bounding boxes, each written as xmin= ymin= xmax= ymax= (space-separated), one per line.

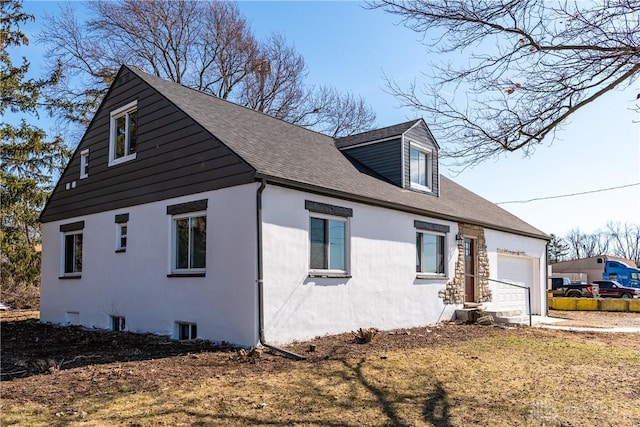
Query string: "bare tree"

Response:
xmin=606 ymin=222 xmax=640 ymax=265
xmin=564 ymin=228 xmax=609 ymax=260
xmin=563 ymin=223 xmax=640 ymax=264
xmin=370 ymin=0 xmax=640 ymax=167
xmin=239 ymin=33 xmax=307 ymax=121
xmin=307 ymin=86 xmax=378 ymax=138
xmin=40 ymin=0 xmax=375 ymax=136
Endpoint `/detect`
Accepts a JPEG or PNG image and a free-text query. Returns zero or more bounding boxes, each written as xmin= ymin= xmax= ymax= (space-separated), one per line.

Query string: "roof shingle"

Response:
xmin=128 ymin=66 xmax=547 ymax=239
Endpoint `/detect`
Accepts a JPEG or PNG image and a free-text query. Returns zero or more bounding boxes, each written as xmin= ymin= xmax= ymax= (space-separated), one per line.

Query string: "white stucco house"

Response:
xmin=39 ymin=65 xmax=549 ymax=347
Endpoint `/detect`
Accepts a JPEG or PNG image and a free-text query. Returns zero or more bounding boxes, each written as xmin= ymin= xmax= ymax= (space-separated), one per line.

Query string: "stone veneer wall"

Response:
xmin=439 ymin=223 xmax=492 ymax=304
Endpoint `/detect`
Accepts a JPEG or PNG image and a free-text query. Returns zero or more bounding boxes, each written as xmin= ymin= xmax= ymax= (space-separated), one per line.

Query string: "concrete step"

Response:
xmin=497 ymin=315 xmax=532 ymax=325
xmin=455 ymin=308 xmax=482 ymax=322
xmin=485 ymin=310 xmax=531 ymax=325
xmin=456 ymin=308 xmax=533 ymax=325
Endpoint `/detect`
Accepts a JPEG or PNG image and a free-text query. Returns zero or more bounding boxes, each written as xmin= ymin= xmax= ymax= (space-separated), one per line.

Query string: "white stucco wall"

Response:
xmin=40 ymin=184 xmax=259 ymax=347
xmin=40 ymin=181 xmax=548 ymax=347
xmin=261 ymin=186 xmax=460 ymax=344
xmin=261 ymin=186 xmax=548 ymax=344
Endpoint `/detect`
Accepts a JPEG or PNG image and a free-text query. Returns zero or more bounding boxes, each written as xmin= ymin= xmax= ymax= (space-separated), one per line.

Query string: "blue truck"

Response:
xmin=552 ymin=256 xmax=640 ymax=289
xmin=602 ymin=259 xmax=640 ymax=288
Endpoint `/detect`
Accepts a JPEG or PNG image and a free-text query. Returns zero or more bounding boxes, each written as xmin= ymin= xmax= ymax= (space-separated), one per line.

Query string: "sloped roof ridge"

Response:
xmin=124 ymin=66 xmax=547 ymax=240
xmin=334 ymin=118 xmax=424 ymax=149
xmin=125 ymin=65 xmax=333 ymax=141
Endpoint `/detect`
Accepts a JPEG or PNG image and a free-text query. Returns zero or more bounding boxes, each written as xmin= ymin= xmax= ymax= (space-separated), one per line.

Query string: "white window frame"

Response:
xmin=111 ymin=315 xmax=126 ymax=331
xmin=116 ymin=222 xmax=128 ymax=252
xmin=409 ymin=143 xmax=432 ymax=191
xmin=176 ymin=322 xmax=197 ymax=340
xmin=62 ymin=230 xmax=83 ymax=277
xmin=308 ymin=213 xmax=350 ymax=276
xmin=79 ymin=149 xmax=89 ymax=179
xmin=108 ymin=100 xmax=138 ymax=166
xmin=416 ymin=230 xmax=446 ymax=278
xmin=170 ymin=211 xmax=207 ymax=274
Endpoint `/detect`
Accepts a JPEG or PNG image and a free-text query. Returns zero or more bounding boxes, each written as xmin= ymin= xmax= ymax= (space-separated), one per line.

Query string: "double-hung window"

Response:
xmin=109 ymin=100 xmax=138 ymax=165
xmin=414 ymin=220 xmax=449 ymax=277
xmin=409 ymin=144 xmax=432 ymax=190
xmin=173 ymin=214 xmax=206 ymax=271
xmin=111 ymin=316 xmax=126 ymax=331
xmin=306 ymin=200 xmax=352 ymax=276
xmin=177 ymin=322 xmax=197 ymax=340
xmin=60 ymin=221 xmax=85 ymax=277
xmin=115 ymin=213 xmax=129 ymax=253
xmin=167 ymin=200 xmax=208 ymax=275
xmin=79 ymin=149 xmax=89 ymax=179
xmin=310 ymin=217 xmax=347 ymax=271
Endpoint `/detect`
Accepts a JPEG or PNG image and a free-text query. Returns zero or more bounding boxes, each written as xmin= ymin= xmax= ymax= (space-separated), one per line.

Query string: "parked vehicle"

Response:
xmin=551 ymin=277 xmax=593 ymax=298
xmin=552 ymin=256 xmax=640 ymax=289
xmin=592 ymin=280 xmax=640 ymax=299
xmin=601 ymin=260 xmax=640 ymax=288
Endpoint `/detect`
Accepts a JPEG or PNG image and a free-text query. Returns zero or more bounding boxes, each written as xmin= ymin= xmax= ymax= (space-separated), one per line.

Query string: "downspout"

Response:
xmin=545 ymin=241 xmax=550 ymax=317
xmin=256 ymin=179 xmax=306 ymax=360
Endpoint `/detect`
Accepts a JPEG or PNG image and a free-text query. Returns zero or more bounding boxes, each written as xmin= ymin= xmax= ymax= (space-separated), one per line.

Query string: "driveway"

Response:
xmin=541 ymin=309 xmax=640 ymax=332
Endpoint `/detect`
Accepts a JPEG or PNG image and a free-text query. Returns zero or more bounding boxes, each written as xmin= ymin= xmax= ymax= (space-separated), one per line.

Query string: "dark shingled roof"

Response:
xmin=128 ymin=66 xmax=548 ymax=239
xmin=334 ymin=119 xmax=422 ymax=148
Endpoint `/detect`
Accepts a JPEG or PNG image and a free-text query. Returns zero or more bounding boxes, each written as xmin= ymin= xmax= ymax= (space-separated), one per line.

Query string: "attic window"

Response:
xmin=79 ymin=149 xmax=89 ymax=179
xmin=109 ymin=100 xmax=138 ymax=166
xmin=409 ymin=145 xmax=432 ymax=191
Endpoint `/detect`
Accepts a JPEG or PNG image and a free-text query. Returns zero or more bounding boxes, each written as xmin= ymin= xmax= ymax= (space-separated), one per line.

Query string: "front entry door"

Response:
xmin=464 ymin=238 xmax=476 ymax=302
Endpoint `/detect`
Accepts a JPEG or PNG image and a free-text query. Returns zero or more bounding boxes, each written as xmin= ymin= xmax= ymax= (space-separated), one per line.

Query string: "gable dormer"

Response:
xmin=335 ymin=119 xmax=440 ymax=197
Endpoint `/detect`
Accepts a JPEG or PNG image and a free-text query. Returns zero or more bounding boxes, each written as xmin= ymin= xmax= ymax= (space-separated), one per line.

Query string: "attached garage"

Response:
xmin=497 ymin=255 xmax=541 ymax=314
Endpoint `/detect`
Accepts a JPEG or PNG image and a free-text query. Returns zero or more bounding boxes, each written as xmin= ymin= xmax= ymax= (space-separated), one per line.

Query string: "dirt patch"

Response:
xmin=2 ymin=311 xmax=638 ymax=381
xmin=548 ymin=309 xmax=640 ymax=328
xmin=0 ymin=318 xmax=235 ymax=381
xmin=1 ymin=312 xmax=639 ymax=426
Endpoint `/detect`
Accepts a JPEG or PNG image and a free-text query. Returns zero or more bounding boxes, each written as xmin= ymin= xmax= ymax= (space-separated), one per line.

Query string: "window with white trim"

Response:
xmin=115 ymin=213 xmax=129 ymax=253
xmin=111 ymin=316 xmax=126 ymax=331
xmin=309 ymin=215 xmax=348 ymax=273
xmin=177 ymin=322 xmax=197 ymax=340
xmin=63 ymin=230 xmax=83 ymax=276
xmin=409 ymin=145 xmax=432 ymax=190
xmin=172 ymin=212 xmax=206 ymax=272
xmin=305 ymin=200 xmax=352 ymax=276
xmin=416 ymin=231 xmax=445 ymax=275
xmin=79 ymin=149 xmax=89 ymax=179
xmin=109 ymin=100 xmax=138 ymax=165
xmin=116 ymin=223 xmax=127 ymax=252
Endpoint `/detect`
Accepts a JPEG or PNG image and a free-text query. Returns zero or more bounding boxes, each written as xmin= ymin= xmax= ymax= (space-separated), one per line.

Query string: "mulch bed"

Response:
xmin=2 ymin=311 xmax=638 ymax=407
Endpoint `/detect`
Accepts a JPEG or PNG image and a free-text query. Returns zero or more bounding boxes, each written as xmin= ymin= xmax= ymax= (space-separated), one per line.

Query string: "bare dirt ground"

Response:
xmin=1 ymin=310 xmax=638 ymax=399
xmin=0 ymin=310 xmax=640 ymax=389
xmin=546 ymin=309 xmax=640 ymax=328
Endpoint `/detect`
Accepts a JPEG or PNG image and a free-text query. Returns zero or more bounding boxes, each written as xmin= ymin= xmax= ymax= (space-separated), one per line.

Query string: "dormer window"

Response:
xmin=409 ymin=144 xmax=432 ymax=191
xmin=109 ymin=100 xmax=138 ymax=166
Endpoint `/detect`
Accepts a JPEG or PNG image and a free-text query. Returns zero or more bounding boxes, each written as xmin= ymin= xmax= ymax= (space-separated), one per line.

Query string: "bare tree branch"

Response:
xmin=39 ymin=1 xmax=375 ymax=138
xmin=370 ymin=0 xmax=640 ymax=167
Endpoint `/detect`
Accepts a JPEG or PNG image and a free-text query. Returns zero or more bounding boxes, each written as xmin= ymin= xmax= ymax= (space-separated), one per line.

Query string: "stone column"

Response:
xmin=438 ymin=223 xmax=492 ymax=304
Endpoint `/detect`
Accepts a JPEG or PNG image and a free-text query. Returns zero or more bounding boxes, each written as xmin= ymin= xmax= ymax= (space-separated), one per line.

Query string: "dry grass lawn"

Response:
xmin=1 ymin=314 xmax=640 ymax=426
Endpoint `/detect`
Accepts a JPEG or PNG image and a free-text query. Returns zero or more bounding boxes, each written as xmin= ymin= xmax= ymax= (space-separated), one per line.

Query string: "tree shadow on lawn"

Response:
xmin=422 ymin=382 xmax=452 ymax=427
xmin=0 ymin=319 xmax=237 ymax=381
xmin=343 ymin=358 xmax=452 ymax=427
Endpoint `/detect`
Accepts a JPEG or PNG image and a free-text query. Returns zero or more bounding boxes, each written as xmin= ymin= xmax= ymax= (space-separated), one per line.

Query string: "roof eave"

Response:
xmin=255 ymin=174 xmax=550 ymax=241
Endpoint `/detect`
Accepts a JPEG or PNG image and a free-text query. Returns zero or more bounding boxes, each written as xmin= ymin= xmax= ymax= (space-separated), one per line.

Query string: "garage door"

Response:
xmin=497 ymin=255 xmax=534 ymax=311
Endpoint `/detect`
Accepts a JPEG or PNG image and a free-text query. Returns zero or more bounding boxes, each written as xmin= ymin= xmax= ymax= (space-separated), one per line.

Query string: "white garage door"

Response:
xmin=497 ymin=255 xmax=534 ymax=312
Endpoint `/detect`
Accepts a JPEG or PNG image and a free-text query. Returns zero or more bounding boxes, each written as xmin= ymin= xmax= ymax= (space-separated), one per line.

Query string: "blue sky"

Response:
xmin=15 ymin=1 xmax=640 ymax=237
